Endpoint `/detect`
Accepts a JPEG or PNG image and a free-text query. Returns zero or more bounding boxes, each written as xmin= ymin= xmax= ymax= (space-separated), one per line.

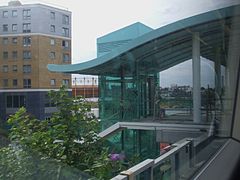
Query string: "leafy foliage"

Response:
xmin=1 ymin=86 xmax=122 ymax=179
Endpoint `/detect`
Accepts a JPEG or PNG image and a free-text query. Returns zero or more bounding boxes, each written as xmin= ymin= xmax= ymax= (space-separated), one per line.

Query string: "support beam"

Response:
xmin=120 ymin=66 xmax=125 ymax=120
xmin=192 ymin=32 xmax=201 ymax=123
xmin=215 ymin=48 xmax=222 ymax=96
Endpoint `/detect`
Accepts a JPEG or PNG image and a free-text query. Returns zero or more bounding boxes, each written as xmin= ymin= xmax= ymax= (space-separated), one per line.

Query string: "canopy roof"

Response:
xmin=48 ymin=5 xmax=240 ymax=76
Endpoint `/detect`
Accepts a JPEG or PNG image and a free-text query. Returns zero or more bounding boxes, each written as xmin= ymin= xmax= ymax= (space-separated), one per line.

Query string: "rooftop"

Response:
xmin=0 ymin=0 xmax=70 ymax=12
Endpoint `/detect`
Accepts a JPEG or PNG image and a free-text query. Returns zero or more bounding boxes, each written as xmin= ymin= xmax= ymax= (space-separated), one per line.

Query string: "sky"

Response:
xmin=1 ymin=0 xmax=239 ymax=63
xmin=1 ymin=0 xmax=239 ymax=86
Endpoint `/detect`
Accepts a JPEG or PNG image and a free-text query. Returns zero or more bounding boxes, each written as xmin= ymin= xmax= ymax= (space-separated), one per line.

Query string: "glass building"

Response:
xmin=48 ymin=4 xmax=240 ymax=180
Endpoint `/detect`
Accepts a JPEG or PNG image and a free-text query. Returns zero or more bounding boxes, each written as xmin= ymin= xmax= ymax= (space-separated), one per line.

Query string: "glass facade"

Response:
xmin=100 ymin=73 xmax=159 ymax=130
xmin=97 ymin=5 xmax=240 ymax=179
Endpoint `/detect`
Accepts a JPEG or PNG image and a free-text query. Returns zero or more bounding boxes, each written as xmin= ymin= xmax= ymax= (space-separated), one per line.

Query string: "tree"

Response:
xmin=2 ymin=86 xmax=119 ymax=179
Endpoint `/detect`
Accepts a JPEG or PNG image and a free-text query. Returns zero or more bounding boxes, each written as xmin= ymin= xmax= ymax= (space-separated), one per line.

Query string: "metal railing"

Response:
xmin=99 ymin=121 xmax=211 ymax=138
xmin=111 ymin=138 xmax=194 ymax=180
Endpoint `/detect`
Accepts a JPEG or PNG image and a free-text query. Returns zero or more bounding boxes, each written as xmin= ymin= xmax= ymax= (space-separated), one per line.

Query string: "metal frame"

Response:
xmin=111 ymin=138 xmax=193 ymax=180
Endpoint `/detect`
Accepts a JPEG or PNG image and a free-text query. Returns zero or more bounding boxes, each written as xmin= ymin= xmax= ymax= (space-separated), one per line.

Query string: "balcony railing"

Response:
xmin=111 ymin=138 xmax=194 ymax=180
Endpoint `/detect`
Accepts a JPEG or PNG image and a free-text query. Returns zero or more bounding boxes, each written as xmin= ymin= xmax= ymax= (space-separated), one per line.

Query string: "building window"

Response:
xmin=62 ymin=27 xmax=69 ymax=37
xmin=62 ymin=15 xmax=69 ymax=25
xmin=3 ymin=79 xmax=8 ymax=87
xmin=50 ymin=25 xmax=55 ymax=32
xmin=12 ymin=65 xmax=17 ymax=72
xmin=3 ymin=37 xmax=8 ymax=45
xmin=23 ymin=65 xmax=31 ymax=73
xmin=50 ymin=79 xmax=56 ymax=86
xmin=13 ymin=79 xmax=18 ymax=87
xmin=50 ymin=39 xmax=55 ymax=45
xmin=12 ymin=51 xmax=18 ymax=59
xmin=12 ymin=37 xmax=17 ymax=44
xmin=23 ymin=79 xmax=31 ymax=88
xmin=3 ymin=24 xmax=8 ymax=32
xmin=2 ymin=65 xmax=8 ymax=73
xmin=63 ymin=53 xmax=70 ymax=62
xmin=23 ymin=51 xmax=31 ymax=60
xmin=23 ymin=37 xmax=31 ymax=46
xmin=62 ymin=79 xmax=70 ymax=86
xmin=12 ymin=10 xmax=17 ymax=17
xmin=50 ymin=12 xmax=55 ymax=19
xmin=12 ymin=24 xmax=17 ymax=32
xmin=49 ymin=52 xmax=56 ymax=59
xmin=3 ymin=52 xmax=8 ymax=59
xmin=6 ymin=95 xmax=25 ymax=108
xmin=23 ymin=23 xmax=31 ymax=33
xmin=3 ymin=11 xmax=8 ymax=18
xmin=23 ymin=9 xmax=31 ymax=19
xmin=62 ymin=40 xmax=69 ymax=49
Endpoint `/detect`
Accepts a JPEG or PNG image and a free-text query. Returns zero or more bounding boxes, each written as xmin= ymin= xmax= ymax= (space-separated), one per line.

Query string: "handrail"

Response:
xmin=99 ymin=121 xmax=211 ymax=138
xmin=111 ymin=138 xmax=194 ymax=180
xmin=110 ymin=174 xmax=128 ymax=180
xmin=120 ymin=159 xmax=154 ymax=179
xmin=154 ymin=138 xmax=192 ymax=168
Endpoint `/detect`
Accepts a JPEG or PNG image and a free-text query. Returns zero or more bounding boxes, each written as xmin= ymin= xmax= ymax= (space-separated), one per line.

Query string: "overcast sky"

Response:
xmin=1 ymin=0 xmax=239 ymax=86
xmin=1 ymin=0 xmax=239 ymax=63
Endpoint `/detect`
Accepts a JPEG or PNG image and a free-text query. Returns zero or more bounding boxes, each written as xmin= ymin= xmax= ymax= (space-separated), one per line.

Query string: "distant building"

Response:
xmin=72 ymin=85 xmax=98 ymax=98
xmin=72 ymin=76 xmax=98 ymax=86
xmin=178 ymin=85 xmax=192 ymax=92
xmin=0 ymin=1 xmax=71 ymax=120
xmin=72 ymin=76 xmax=98 ymax=98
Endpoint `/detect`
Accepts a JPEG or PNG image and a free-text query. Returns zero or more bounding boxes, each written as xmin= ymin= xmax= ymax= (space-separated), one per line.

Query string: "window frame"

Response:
xmin=23 ymin=79 xmax=31 ymax=88
xmin=12 ymin=10 xmax=17 ymax=17
xmin=3 ymin=24 xmax=8 ymax=32
xmin=12 ymin=24 xmax=17 ymax=32
xmin=23 ymin=65 xmax=31 ymax=73
xmin=23 ymin=23 xmax=31 ymax=33
xmin=23 ymin=50 xmax=31 ymax=60
xmin=62 ymin=40 xmax=69 ymax=49
xmin=62 ymin=79 xmax=70 ymax=86
xmin=62 ymin=27 xmax=69 ymax=37
xmin=2 ymin=37 xmax=8 ymax=45
xmin=12 ymin=79 xmax=18 ymax=87
xmin=50 ymin=79 xmax=56 ymax=86
xmin=12 ymin=37 xmax=18 ymax=44
xmin=23 ymin=9 xmax=31 ymax=20
xmin=6 ymin=95 xmax=26 ymax=108
xmin=3 ymin=79 xmax=8 ymax=87
xmin=2 ymin=65 xmax=8 ymax=73
xmin=12 ymin=51 xmax=18 ymax=59
xmin=63 ymin=53 xmax=70 ymax=62
xmin=50 ymin=38 xmax=55 ymax=45
xmin=3 ymin=51 xmax=8 ymax=59
xmin=12 ymin=65 xmax=17 ymax=72
xmin=49 ymin=52 xmax=56 ymax=59
xmin=50 ymin=11 xmax=55 ymax=19
xmin=23 ymin=36 xmax=31 ymax=46
xmin=62 ymin=15 xmax=69 ymax=25
xmin=3 ymin=11 xmax=8 ymax=18
xmin=50 ymin=25 xmax=55 ymax=32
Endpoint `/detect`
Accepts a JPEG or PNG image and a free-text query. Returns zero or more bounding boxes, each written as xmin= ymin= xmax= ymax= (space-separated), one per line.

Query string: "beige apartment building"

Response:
xmin=0 ymin=0 xmax=71 ymax=120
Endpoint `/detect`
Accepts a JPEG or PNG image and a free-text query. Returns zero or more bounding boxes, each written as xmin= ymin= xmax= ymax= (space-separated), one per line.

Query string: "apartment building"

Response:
xmin=0 ymin=0 xmax=71 ymax=120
